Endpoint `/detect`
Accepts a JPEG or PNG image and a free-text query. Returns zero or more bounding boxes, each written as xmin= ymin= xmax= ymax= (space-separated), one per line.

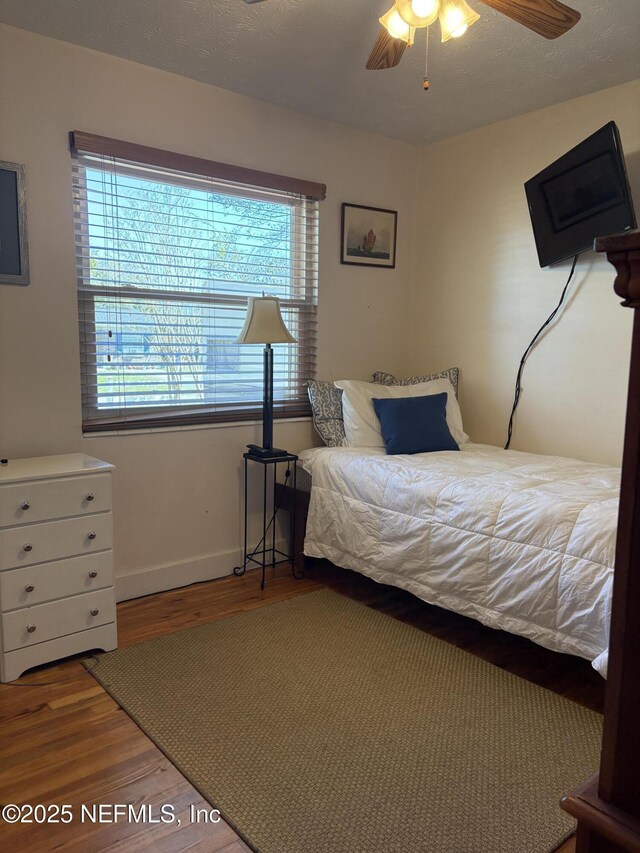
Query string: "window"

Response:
xmin=71 ymin=132 xmax=323 ymax=432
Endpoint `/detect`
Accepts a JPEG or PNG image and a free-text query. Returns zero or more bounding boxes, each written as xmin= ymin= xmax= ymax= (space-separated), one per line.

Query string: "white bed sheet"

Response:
xmin=299 ymin=443 xmax=618 ymax=676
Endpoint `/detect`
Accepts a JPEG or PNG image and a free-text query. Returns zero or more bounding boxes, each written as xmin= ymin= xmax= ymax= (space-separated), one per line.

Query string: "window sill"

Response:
xmin=82 ymin=416 xmax=312 ymax=439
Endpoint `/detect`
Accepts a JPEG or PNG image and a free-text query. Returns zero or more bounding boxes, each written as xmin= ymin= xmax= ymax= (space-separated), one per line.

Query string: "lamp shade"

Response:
xmin=438 ymin=0 xmax=479 ymax=41
xmin=397 ymin=0 xmax=439 ymax=28
xmin=379 ymin=4 xmax=416 ymax=45
xmin=236 ymin=296 xmax=296 ymax=345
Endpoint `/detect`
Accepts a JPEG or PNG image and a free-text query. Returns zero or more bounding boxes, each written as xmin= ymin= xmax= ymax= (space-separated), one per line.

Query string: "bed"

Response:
xmin=299 ymin=442 xmax=618 ymax=677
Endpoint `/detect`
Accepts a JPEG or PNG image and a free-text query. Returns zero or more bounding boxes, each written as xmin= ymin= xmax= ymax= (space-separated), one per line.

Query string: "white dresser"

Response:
xmin=0 ymin=454 xmax=117 ymax=682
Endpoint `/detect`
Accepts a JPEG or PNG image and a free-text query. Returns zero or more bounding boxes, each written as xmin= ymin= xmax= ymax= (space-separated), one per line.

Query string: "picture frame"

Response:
xmin=0 ymin=160 xmax=30 ymax=285
xmin=341 ymin=203 xmax=397 ymax=269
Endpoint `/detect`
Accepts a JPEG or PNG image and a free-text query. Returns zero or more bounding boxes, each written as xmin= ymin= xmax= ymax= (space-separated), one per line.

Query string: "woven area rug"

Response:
xmin=86 ymin=589 xmax=602 ymax=853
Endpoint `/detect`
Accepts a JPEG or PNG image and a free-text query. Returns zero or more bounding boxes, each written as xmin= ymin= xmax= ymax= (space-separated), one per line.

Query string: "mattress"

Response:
xmin=299 ymin=443 xmax=618 ymax=676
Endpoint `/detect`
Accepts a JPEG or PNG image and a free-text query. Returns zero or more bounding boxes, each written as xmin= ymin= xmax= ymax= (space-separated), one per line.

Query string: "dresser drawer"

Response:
xmin=0 ymin=514 xmax=113 ymax=570
xmin=0 ymin=551 xmax=113 ymax=611
xmin=0 ymin=474 xmax=111 ymax=528
xmin=2 ymin=587 xmax=116 ymax=652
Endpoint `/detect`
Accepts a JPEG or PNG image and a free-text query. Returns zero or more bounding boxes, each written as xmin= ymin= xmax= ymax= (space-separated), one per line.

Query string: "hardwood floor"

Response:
xmin=0 ymin=560 xmax=603 ymax=851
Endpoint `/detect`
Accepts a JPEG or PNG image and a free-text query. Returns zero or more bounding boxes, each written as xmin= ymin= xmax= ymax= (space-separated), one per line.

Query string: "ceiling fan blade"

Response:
xmin=242 ymin=0 xmax=269 ymax=4
xmin=477 ymin=0 xmax=580 ymax=39
xmin=366 ymin=28 xmax=407 ymax=70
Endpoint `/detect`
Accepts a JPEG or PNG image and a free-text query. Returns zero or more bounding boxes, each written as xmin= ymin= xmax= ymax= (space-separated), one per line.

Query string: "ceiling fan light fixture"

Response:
xmin=396 ymin=0 xmax=439 ymax=28
xmin=438 ymin=0 xmax=479 ymax=42
xmin=380 ymin=4 xmax=416 ymax=45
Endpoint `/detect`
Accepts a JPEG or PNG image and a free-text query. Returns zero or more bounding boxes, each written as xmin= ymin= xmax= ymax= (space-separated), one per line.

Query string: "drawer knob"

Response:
xmin=88 ymin=570 xmax=98 ymax=579
xmin=26 ymin=624 xmax=36 ymax=634
xmin=87 ymin=531 xmax=97 ymax=540
xmin=23 ymin=543 xmax=33 ymax=552
xmin=85 ymin=492 xmax=95 ymax=502
xmin=20 ymin=501 xmax=30 ymax=511
xmin=24 ymin=583 xmax=35 ymax=593
xmin=90 ymin=608 xmax=99 ymax=616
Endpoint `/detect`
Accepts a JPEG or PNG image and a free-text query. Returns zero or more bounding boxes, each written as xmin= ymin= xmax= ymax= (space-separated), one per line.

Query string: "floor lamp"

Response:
xmin=236 ymin=296 xmax=296 ymax=458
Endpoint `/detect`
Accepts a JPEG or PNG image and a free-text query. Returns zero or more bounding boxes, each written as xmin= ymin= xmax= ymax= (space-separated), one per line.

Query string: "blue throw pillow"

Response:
xmin=372 ymin=393 xmax=460 ymax=455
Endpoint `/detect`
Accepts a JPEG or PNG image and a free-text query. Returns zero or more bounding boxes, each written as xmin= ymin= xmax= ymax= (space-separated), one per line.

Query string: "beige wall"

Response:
xmin=0 ymin=25 xmax=421 ymax=596
xmin=412 ymin=80 xmax=640 ymax=466
xmin=1 ymin=24 xmax=638 ymax=598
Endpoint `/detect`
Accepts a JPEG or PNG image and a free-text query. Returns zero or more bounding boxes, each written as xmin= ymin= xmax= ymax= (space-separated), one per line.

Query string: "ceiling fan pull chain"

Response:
xmin=423 ymin=25 xmax=430 ymax=90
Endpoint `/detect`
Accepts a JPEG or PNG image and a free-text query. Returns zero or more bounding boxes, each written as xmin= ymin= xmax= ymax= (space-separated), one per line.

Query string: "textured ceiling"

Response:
xmin=0 ymin=0 xmax=638 ymax=146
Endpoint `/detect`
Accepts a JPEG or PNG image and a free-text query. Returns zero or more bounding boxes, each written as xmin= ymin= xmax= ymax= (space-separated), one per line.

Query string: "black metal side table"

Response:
xmin=233 ymin=451 xmax=300 ymax=590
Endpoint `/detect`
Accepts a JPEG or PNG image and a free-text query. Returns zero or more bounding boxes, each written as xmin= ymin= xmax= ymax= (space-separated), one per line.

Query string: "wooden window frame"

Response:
xmin=71 ymin=132 xmax=323 ymax=433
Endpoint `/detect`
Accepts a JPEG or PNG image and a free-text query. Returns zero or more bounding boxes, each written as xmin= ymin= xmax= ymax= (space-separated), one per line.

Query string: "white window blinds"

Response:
xmin=71 ymin=133 xmax=322 ymax=432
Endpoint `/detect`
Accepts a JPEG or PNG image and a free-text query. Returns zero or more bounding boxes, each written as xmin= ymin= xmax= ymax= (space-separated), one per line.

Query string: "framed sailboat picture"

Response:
xmin=341 ymin=203 xmax=397 ymax=269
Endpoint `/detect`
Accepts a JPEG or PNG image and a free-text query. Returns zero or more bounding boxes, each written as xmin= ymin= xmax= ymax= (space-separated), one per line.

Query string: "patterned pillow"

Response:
xmin=372 ymin=367 xmax=459 ymax=399
xmin=307 ymin=380 xmax=346 ymax=447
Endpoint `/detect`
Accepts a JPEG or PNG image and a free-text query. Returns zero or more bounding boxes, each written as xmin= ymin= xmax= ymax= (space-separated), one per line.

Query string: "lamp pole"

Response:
xmin=263 ymin=343 xmax=273 ymax=452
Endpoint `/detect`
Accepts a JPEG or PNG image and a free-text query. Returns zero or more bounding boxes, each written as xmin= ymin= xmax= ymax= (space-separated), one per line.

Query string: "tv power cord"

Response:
xmin=505 ymin=254 xmax=579 ymax=450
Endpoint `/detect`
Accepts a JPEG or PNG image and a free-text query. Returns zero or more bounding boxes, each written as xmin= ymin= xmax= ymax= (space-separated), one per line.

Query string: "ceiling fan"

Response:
xmin=242 ymin=0 xmax=581 ymax=74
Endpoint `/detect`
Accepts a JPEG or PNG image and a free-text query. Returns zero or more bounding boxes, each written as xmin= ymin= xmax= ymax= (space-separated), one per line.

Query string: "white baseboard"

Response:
xmin=115 ymin=540 xmax=288 ymax=602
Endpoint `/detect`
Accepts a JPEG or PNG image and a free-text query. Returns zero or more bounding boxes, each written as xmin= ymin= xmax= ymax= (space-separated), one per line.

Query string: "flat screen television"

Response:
xmin=525 ymin=121 xmax=636 ymax=268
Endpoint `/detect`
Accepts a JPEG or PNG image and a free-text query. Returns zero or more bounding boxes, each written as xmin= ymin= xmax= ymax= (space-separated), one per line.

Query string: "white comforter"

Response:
xmin=300 ymin=443 xmax=618 ymax=676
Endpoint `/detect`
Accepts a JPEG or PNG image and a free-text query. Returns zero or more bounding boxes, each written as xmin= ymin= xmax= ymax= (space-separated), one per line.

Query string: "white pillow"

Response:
xmin=334 ymin=378 xmax=468 ymax=448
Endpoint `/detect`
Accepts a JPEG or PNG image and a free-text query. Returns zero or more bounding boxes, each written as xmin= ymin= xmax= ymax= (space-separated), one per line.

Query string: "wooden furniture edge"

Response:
xmin=563 ymin=231 xmax=640 ymax=853
xmin=561 ymin=775 xmax=640 ymax=853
